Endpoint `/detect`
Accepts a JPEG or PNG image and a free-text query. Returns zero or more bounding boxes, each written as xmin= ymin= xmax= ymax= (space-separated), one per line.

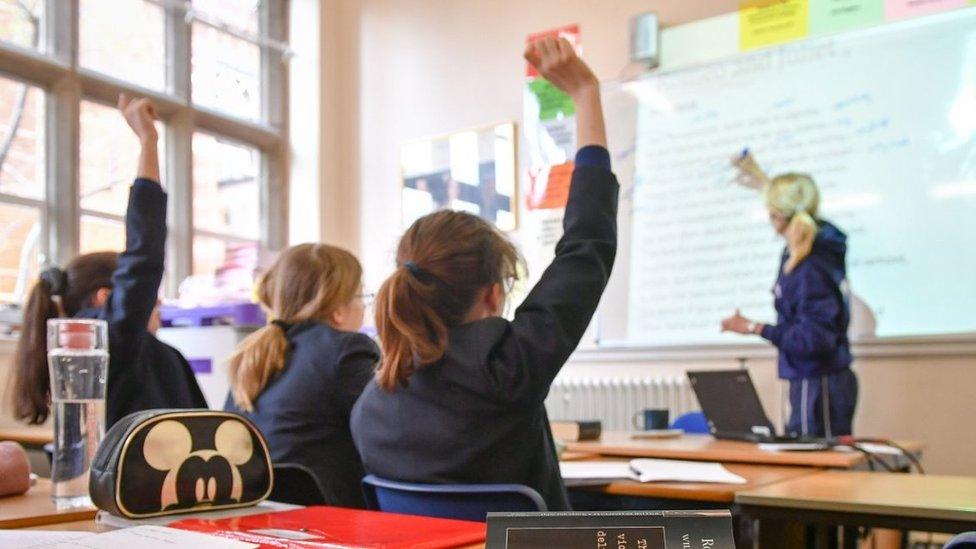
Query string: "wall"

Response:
xmin=322 ymin=0 xmax=976 ymax=476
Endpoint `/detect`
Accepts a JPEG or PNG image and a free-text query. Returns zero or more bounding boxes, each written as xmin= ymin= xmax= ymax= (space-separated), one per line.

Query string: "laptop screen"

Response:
xmin=687 ymin=370 xmax=775 ymax=439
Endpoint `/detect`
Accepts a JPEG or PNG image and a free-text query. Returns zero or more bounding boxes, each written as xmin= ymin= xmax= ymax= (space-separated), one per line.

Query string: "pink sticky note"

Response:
xmin=885 ymin=0 xmax=966 ymax=19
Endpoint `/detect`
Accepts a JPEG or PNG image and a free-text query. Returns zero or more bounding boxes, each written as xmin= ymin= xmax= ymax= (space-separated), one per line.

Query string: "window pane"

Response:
xmin=192 ymin=23 xmax=260 ymax=120
xmin=80 ymin=100 xmax=165 ymax=217
xmin=0 ymin=0 xmax=43 ymax=50
xmin=192 ymin=235 xmax=258 ymax=278
xmin=0 ymin=78 xmax=44 ymax=200
xmin=0 ymin=202 xmax=40 ymax=304
xmin=192 ymin=133 xmax=260 ymax=238
xmin=193 ymin=0 xmax=260 ymax=34
xmin=79 ymin=0 xmax=165 ymax=90
xmin=80 ymin=215 xmax=125 ymax=254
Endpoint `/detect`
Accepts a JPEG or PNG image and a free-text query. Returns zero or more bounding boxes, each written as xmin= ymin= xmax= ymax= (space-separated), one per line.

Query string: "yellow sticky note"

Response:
xmin=740 ymin=0 xmax=810 ymax=50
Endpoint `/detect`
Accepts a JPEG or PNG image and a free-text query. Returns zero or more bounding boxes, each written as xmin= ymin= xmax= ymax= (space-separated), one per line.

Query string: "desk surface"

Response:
xmin=736 ymin=470 xmax=976 ymax=523
xmin=573 ymin=461 xmax=823 ymax=503
xmin=0 ymin=479 xmax=97 ymax=529
xmin=0 ymin=426 xmax=52 ymax=447
xmin=567 ymin=432 xmax=924 ymax=469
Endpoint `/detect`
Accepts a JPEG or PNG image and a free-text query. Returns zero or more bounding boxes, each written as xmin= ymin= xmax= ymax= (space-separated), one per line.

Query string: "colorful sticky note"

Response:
xmin=527 ymin=78 xmax=576 ymax=121
xmin=810 ymin=0 xmax=884 ymax=34
xmin=884 ymin=0 xmax=966 ymax=20
xmin=740 ymin=0 xmax=810 ymax=51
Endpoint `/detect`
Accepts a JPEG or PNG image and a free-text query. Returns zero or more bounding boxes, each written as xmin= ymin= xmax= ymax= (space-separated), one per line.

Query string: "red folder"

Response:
xmin=169 ymin=506 xmax=486 ymax=548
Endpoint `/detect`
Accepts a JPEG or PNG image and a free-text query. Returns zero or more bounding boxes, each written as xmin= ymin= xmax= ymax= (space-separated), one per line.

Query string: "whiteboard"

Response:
xmin=595 ymin=8 xmax=976 ymax=348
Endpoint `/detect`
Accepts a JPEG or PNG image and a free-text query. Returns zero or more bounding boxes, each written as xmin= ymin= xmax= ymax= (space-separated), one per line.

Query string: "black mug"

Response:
xmin=632 ymin=408 xmax=670 ymax=431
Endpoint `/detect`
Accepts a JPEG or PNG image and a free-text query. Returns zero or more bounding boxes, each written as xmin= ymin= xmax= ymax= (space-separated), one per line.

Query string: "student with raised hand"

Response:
xmin=13 ymin=95 xmax=206 ymax=428
xmin=351 ymin=37 xmax=618 ymax=512
xmin=225 ymin=244 xmax=377 ymax=508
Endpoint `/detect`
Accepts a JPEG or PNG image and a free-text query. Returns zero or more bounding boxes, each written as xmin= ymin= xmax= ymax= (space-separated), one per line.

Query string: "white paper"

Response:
xmin=49 ymin=526 xmax=257 ymax=549
xmin=560 ymin=461 xmax=637 ymax=481
xmin=630 ymin=459 xmax=747 ymax=484
xmin=835 ymin=443 xmax=905 ymax=456
xmin=0 ymin=531 xmax=94 ymax=549
xmin=758 ymin=442 xmax=830 ymax=452
xmin=561 ymin=459 xmax=747 ymax=484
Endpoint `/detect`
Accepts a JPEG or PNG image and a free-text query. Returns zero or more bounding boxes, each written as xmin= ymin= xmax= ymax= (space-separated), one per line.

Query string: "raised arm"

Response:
xmin=102 ymin=96 xmax=166 ymax=345
xmin=492 ymin=39 xmax=618 ymax=405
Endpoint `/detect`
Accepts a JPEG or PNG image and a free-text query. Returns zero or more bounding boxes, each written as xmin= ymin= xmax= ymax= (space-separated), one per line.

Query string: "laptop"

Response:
xmin=686 ymin=370 xmax=821 ymax=443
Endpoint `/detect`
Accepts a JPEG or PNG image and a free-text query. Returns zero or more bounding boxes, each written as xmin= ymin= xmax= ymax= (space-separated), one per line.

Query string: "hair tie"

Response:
xmin=403 ymin=261 xmax=423 ymax=277
xmin=270 ymin=319 xmax=292 ymax=332
xmin=39 ymin=267 xmax=68 ymax=297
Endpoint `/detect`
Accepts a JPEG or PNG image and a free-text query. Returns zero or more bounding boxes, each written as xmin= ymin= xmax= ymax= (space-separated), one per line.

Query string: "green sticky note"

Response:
xmin=810 ymin=0 xmax=883 ymax=35
xmin=528 ymin=78 xmax=576 ymax=121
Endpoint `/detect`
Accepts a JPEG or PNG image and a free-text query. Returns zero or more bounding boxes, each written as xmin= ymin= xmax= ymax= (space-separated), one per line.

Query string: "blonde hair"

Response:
xmin=764 ymin=172 xmax=820 ymax=274
xmin=228 ymin=243 xmax=363 ymax=411
xmin=374 ymin=210 xmax=521 ymax=392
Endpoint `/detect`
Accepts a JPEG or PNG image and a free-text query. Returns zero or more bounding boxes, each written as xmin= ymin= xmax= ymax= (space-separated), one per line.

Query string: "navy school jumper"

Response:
xmin=225 ymin=322 xmax=379 ymax=509
xmin=79 ymin=178 xmax=206 ymax=427
xmin=351 ymin=147 xmax=619 ymax=511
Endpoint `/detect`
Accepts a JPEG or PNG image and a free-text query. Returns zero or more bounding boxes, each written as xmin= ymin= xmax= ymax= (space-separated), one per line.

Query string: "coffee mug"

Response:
xmin=632 ymin=408 xmax=670 ymax=431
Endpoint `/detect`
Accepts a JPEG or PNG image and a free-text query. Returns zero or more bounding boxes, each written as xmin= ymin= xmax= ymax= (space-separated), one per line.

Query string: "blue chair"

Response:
xmin=670 ymin=411 xmax=710 ymax=434
xmin=945 ymin=532 xmax=976 ymax=548
xmin=361 ymin=474 xmax=547 ymax=522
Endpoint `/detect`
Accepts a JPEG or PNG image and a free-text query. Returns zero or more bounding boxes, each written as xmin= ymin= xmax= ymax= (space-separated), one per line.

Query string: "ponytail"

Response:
xmin=12 ymin=275 xmax=62 ymax=424
xmin=764 ymin=172 xmax=821 ymax=274
xmin=375 ymin=210 xmax=521 ymax=391
xmin=12 ymin=254 xmax=118 ymax=425
xmin=227 ymin=324 xmax=290 ymax=412
xmin=226 ymin=243 xmax=363 ymax=411
xmin=783 ymin=210 xmax=817 ymax=273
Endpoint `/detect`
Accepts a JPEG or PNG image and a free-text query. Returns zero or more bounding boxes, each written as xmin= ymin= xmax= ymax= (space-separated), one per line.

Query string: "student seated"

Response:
xmin=225 ymin=244 xmax=377 ymax=509
xmin=350 ymin=37 xmax=618 ymax=511
xmin=13 ymin=95 xmax=206 ymax=428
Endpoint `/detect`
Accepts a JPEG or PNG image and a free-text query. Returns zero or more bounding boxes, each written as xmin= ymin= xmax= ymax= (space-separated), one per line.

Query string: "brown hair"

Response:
xmin=374 ymin=210 xmax=521 ymax=391
xmin=13 ymin=252 xmax=119 ymax=424
xmin=227 ymin=243 xmax=363 ymax=412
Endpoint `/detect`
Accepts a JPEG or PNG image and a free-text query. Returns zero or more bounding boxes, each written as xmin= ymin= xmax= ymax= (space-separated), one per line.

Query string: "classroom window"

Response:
xmin=0 ymin=1 xmax=288 ymax=306
xmin=191 ymin=0 xmax=262 ymax=121
xmin=79 ymin=0 xmax=166 ymax=91
xmin=0 ymin=0 xmax=44 ymax=51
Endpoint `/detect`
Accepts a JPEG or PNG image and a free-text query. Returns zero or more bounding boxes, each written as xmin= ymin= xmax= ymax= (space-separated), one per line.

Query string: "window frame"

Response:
xmin=0 ymin=0 xmax=289 ymax=301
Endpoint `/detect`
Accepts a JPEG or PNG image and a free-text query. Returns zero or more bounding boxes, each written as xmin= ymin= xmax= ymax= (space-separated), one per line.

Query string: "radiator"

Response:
xmin=545 ymin=376 xmax=699 ymax=431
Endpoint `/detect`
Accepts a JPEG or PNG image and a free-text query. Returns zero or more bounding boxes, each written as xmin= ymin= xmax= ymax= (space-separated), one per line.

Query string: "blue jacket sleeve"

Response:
xmin=103 ymin=178 xmax=167 ymax=359
xmin=492 ymin=156 xmax=619 ymax=406
xmin=760 ymin=263 xmax=843 ymax=361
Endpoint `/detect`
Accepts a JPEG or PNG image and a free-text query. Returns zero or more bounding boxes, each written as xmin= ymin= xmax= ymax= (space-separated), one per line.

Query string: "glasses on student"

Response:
xmin=357 ymin=292 xmax=376 ymax=308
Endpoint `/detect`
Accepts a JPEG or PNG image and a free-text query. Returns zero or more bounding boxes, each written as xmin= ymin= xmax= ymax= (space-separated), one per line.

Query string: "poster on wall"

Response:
xmin=399 ymin=122 xmax=518 ymax=231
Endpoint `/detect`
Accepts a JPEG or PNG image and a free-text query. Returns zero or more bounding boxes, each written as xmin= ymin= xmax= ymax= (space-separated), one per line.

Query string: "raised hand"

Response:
xmin=118 ymin=93 xmax=159 ymax=144
xmin=523 ymin=36 xmax=598 ymax=99
xmin=730 ymin=150 xmax=769 ymax=190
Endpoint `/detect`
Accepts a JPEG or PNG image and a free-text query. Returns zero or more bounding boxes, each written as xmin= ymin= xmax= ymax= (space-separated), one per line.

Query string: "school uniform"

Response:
xmin=350 ymin=146 xmax=619 ymax=511
xmin=225 ymin=322 xmax=379 ymax=509
xmin=78 ymin=179 xmax=207 ymax=427
xmin=760 ymin=221 xmax=857 ymax=437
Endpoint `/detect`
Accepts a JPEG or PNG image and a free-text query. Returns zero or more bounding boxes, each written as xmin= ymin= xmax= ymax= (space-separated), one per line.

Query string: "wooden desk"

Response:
xmin=736 ymin=470 xmax=976 ymax=535
xmin=0 ymin=479 xmax=97 ymax=529
xmin=567 ymin=433 xmax=924 ymax=469
xmin=0 ymin=426 xmax=52 ymax=447
xmin=572 ymin=462 xmax=822 ymax=503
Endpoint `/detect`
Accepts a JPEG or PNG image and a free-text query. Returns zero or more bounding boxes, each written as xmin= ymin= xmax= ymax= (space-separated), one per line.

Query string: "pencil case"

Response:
xmin=89 ymin=409 xmax=273 ymax=518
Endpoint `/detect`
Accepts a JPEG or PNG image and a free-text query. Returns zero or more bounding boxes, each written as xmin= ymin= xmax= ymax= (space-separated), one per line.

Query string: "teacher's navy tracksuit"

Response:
xmin=760 ymin=221 xmax=858 ymax=438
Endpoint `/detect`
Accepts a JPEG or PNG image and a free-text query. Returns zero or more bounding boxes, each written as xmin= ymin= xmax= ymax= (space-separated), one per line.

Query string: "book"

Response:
xmin=168 ymin=506 xmax=486 ymax=549
xmin=550 ymin=420 xmax=602 ymax=442
xmin=559 ymin=458 xmax=747 ymax=486
xmin=486 ymin=510 xmax=735 ymax=549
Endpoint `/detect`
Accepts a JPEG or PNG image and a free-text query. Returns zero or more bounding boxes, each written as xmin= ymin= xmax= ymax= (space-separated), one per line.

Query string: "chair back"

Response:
xmin=270 ymin=463 xmax=328 ymax=505
xmin=361 ymin=474 xmax=546 ymax=522
xmin=670 ymin=411 xmax=711 ymax=434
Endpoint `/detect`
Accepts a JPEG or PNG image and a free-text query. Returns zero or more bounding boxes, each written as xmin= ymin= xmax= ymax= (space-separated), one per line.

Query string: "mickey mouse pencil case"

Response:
xmin=89 ymin=409 xmax=273 ymax=518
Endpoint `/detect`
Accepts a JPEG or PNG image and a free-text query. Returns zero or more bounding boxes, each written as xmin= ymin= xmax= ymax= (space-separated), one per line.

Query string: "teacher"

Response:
xmin=721 ymin=153 xmax=857 ymax=438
